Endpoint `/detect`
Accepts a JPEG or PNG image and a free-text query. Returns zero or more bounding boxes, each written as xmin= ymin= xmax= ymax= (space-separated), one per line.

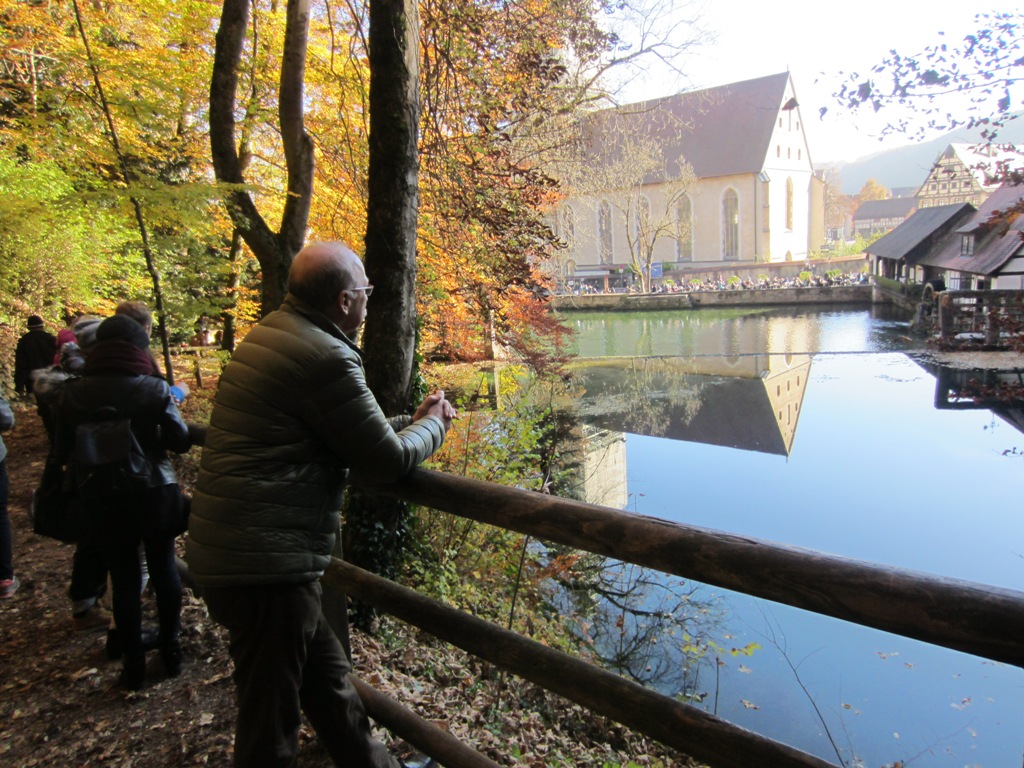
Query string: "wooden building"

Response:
xmin=915 ymin=143 xmax=1015 ymax=210
xmin=866 ymin=184 xmax=1024 ymax=289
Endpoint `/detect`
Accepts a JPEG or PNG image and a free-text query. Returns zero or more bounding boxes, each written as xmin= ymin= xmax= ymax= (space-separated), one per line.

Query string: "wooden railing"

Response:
xmin=938 ymin=289 xmax=1024 ymax=345
xmin=310 ymin=468 xmax=1024 ymax=768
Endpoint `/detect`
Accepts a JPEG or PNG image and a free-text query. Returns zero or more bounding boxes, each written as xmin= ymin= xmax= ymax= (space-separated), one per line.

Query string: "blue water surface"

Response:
xmin=565 ymin=307 xmax=1024 ymax=767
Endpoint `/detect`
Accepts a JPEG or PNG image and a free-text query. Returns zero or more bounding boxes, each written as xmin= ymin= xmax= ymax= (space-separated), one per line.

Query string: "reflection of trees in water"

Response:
xmin=545 ymin=393 xmax=725 ymax=701
xmin=548 ymin=405 xmax=724 ymax=700
xmin=545 ymin=544 xmax=724 ymax=700
xmin=614 ymin=358 xmax=704 ymax=437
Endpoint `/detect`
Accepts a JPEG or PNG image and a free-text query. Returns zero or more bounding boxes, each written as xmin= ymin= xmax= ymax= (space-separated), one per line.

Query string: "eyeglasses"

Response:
xmin=346 ymin=285 xmax=374 ymax=297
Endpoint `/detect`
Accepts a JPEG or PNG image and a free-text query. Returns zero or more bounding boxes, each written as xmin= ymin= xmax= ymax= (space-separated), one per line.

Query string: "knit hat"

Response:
xmin=27 ymin=315 xmax=44 ymax=330
xmin=96 ymin=314 xmax=150 ymax=349
xmin=72 ymin=317 xmax=102 ymax=353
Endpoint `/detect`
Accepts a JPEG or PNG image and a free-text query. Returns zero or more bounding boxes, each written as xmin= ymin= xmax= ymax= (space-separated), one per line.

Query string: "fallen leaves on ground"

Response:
xmin=0 ymin=403 xmax=699 ymax=767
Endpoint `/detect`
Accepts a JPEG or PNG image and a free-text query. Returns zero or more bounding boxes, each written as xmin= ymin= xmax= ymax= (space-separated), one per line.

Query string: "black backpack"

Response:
xmin=72 ymin=406 xmax=153 ymax=501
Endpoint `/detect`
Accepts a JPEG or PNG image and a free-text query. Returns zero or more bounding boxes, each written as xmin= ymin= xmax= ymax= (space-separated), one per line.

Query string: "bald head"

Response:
xmin=288 ymin=242 xmax=365 ymax=312
xmin=288 ymin=242 xmax=371 ymax=335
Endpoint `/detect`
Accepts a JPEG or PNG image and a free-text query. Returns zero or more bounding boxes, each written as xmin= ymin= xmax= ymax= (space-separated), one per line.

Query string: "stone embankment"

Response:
xmin=551 ymin=284 xmax=876 ymax=312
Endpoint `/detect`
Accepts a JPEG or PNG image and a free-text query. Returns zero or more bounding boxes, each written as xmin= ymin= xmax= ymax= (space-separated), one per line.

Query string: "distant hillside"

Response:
xmin=825 ymin=119 xmax=1024 ymax=195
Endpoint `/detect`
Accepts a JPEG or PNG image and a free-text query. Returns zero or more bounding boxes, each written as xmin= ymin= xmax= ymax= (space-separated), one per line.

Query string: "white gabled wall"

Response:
xmin=760 ymin=78 xmax=815 ymax=263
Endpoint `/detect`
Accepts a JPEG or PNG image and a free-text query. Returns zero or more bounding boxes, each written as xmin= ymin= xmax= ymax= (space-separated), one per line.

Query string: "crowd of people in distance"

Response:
xmin=563 ymin=270 xmax=870 ymax=296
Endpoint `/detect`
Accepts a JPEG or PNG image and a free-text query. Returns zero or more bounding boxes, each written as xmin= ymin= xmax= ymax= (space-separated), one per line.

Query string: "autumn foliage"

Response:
xmin=0 ymin=0 xmax=625 ymax=374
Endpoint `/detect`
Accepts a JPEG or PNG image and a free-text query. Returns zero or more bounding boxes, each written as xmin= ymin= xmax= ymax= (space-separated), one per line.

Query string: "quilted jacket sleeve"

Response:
xmin=300 ymin=343 xmax=445 ymax=485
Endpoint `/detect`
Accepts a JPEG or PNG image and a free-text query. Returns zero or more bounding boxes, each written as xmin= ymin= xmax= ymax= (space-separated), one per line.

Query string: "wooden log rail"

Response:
xmin=368 ymin=468 xmax=1024 ymax=668
xmin=325 ymin=559 xmax=838 ymax=768
xmin=181 ymin=425 xmax=1021 ymax=767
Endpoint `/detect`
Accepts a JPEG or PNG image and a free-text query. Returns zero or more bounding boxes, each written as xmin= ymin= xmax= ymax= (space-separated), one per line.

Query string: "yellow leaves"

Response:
xmin=728 ymin=642 xmax=761 ymax=657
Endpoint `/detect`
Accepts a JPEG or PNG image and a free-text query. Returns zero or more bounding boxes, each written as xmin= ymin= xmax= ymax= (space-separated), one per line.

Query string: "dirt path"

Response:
xmin=0 ymin=403 xmax=332 ymax=767
xmin=0 ymin=401 xmax=695 ymax=767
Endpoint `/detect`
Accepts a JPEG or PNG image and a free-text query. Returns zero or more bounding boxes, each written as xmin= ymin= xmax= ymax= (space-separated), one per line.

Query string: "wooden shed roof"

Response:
xmin=866 ymin=204 xmax=973 ymax=262
xmin=918 ymin=184 xmax=1024 ymax=276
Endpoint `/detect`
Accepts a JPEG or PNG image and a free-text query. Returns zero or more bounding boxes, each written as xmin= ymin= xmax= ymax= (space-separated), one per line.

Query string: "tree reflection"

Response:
xmin=574 ymin=357 xmax=705 ymax=438
xmin=545 ymin=543 xmax=724 ymax=701
xmin=547 ymin=402 xmax=725 ymax=703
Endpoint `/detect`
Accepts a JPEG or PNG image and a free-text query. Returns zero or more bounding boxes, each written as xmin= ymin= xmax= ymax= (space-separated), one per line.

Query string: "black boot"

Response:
xmin=119 ymin=654 xmax=146 ymax=691
xmin=161 ymin=639 xmax=182 ymax=678
xmin=106 ymin=626 xmax=160 ymax=660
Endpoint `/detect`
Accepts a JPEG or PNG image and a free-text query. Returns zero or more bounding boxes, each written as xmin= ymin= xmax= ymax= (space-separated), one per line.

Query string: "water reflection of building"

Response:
xmin=912 ymin=355 xmax=1024 ymax=436
xmin=572 ymin=352 xmax=811 ymax=457
xmin=578 ymin=426 xmax=628 ymax=509
xmin=567 ymin=310 xmax=819 ymax=501
xmin=574 ymin=307 xmax=824 ymax=361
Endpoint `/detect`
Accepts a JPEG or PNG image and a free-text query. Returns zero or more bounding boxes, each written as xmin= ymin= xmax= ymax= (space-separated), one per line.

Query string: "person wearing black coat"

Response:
xmin=53 ymin=315 xmax=191 ymax=690
xmin=14 ymin=315 xmax=56 ymax=396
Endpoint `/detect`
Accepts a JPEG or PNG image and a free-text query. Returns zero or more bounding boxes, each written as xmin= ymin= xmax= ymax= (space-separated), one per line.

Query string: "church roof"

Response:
xmin=584 ymin=72 xmax=794 ymax=182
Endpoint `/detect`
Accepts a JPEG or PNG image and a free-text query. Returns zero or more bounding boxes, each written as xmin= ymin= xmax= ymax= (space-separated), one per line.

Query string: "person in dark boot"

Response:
xmin=52 ymin=315 xmax=192 ymax=690
xmin=14 ymin=314 xmax=56 ymax=399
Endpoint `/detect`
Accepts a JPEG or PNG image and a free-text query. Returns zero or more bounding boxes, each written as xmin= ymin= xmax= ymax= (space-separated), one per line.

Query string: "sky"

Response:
xmin=616 ymin=1 xmax=1003 ymax=164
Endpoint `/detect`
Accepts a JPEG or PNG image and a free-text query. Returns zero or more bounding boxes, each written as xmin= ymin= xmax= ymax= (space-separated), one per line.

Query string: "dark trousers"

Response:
xmin=69 ymin=540 xmax=108 ymax=606
xmin=102 ymin=527 xmax=181 ymax=658
xmin=0 ymin=461 xmax=11 ymax=581
xmin=203 ymin=582 xmax=398 ymax=768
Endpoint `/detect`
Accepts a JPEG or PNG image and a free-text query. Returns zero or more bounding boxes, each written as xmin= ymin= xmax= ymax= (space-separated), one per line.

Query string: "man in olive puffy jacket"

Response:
xmin=188 ymin=242 xmax=455 ymax=768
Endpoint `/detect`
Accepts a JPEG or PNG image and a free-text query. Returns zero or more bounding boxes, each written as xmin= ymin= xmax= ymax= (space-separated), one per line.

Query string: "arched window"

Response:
xmin=785 ymin=177 xmax=794 ymax=231
xmin=560 ymin=205 xmax=575 ymax=248
xmin=675 ymin=195 xmax=693 ymax=261
xmin=599 ymin=200 xmax=613 ymax=264
xmin=722 ymin=189 xmax=739 ymax=261
xmin=631 ymin=195 xmax=651 ymax=248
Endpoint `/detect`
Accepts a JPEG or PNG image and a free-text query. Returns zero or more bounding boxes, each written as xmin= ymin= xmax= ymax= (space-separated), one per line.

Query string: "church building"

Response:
xmin=552 ymin=72 xmax=824 ymax=290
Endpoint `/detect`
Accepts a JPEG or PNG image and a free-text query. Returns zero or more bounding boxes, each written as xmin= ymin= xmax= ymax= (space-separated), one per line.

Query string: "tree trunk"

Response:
xmin=220 ymin=229 xmax=244 ymax=352
xmin=345 ymin=0 xmax=422 ymax=623
xmin=361 ymin=0 xmax=421 ymax=412
xmin=209 ymin=0 xmax=314 ymax=315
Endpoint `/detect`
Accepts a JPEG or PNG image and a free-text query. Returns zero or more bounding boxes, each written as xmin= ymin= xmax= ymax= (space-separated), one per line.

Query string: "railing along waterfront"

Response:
xmin=178 ymin=427 xmax=1022 ymax=767
xmin=937 ymin=289 xmax=1024 ymax=345
xmin=319 ymin=468 xmax=1023 ymax=768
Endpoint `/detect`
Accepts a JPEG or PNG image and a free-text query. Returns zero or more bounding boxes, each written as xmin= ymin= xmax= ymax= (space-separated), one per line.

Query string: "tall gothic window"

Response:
xmin=560 ymin=205 xmax=575 ymax=248
xmin=676 ymin=195 xmax=692 ymax=261
xmin=722 ymin=189 xmax=739 ymax=260
xmin=785 ymin=177 xmax=794 ymax=231
xmin=631 ymin=195 xmax=651 ymax=251
xmin=599 ymin=200 xmax=613 ymax=264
